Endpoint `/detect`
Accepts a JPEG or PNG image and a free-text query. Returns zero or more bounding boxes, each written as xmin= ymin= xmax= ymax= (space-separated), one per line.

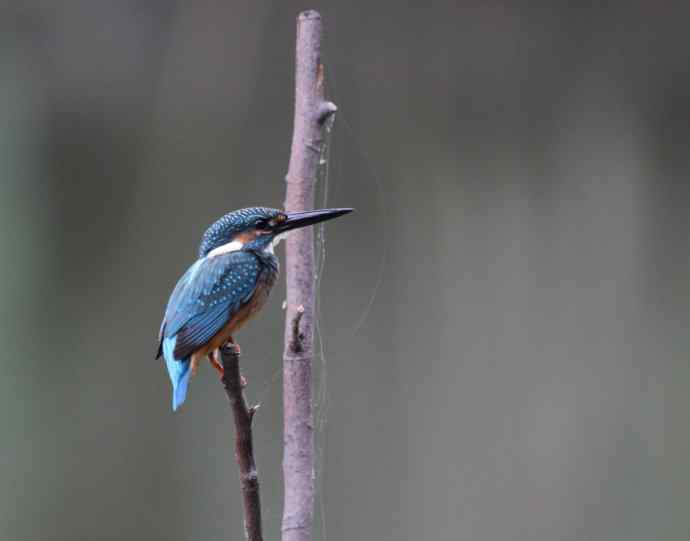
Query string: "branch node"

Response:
xmin=298 ymin=10 xmax=321 ymax=21
xmin=306 ymin=142 xmax=321 ymax=153
xmin=316 ymin=101 xmax=338 ymax=125
xmin=249 ymin=403 xmax=261 ymax=422
xmin=290 ymin=308 xmax=306 ymax=353
xmin=222 ymin=342 xmax=241 ymax=357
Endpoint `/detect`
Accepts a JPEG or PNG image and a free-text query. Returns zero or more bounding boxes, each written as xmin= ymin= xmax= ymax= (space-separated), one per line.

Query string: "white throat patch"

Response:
xmin=207 ymin=240 xmax=244 ymax=258
xmin=208 ymin=232 xmax=287 ymax=258
xmin=263 ymin=232 xmax=287 ymax=255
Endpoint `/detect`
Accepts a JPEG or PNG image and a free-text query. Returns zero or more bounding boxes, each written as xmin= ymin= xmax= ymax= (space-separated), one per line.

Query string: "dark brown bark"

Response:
xmin=220 ymin=344 xmax=263 ymax=541
xmin=282 ymin=10 xmax=337 ymax=541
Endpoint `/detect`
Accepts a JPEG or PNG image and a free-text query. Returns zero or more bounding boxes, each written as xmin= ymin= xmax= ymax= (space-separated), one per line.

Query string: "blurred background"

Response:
xmin=2 ymin=1 xmax=689 ymax=540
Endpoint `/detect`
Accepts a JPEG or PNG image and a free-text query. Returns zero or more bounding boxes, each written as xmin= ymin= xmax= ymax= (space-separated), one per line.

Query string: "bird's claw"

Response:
xmin=209 ymin=350 xmax=224 ymax=377
xmin=190 ymin=355 xmax=201 ymax=376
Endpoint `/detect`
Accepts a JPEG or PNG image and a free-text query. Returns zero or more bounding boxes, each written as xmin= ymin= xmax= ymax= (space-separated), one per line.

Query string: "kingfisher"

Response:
xmin=156 ymin=206 xmax=352 ymax=410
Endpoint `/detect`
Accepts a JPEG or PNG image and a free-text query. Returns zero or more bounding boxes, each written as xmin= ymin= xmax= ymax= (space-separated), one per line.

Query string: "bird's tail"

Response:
xmin=162 ymin=336 xmax=191 ymax=411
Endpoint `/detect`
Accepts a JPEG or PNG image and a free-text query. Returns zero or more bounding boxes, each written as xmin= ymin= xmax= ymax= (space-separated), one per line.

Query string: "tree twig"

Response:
xmin=282 ymin=10 xmax=337 ymax=541
xmin=221 ymin=344 xmax=263 ymax=541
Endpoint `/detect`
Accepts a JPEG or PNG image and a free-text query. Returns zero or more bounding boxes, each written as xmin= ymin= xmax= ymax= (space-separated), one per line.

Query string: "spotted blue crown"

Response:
xmin=198 ymin=207 xmax=283 ymax=257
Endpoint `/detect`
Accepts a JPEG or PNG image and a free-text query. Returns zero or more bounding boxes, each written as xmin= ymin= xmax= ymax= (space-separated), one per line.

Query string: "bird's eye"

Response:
xmin=268 ymin=214 xmax=287 ymax=228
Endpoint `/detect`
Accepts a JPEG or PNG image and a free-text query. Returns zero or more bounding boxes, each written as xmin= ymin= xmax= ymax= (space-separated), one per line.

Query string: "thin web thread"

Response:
xmin=321 ymin=48 xmax=388 ymax=339
xmin=337 ymin=114 xmax=388 ymax=337
xmin=313 ymin=112 xmax=335 ymax=541
xmin=309 ymin=50 xmax=390 ymax=540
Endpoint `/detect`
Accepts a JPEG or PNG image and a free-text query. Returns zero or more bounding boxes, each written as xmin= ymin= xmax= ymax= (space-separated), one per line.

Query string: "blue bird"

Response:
xmin=157 ymin=206 xmax=352 ymax=410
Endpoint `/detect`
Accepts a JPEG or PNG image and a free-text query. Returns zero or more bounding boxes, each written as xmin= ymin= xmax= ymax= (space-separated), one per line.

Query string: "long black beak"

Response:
xmin=275 ymin=208 xmax=353 ymax=234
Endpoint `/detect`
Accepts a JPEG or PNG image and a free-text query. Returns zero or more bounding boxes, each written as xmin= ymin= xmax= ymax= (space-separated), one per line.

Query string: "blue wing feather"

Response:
xmin=162 ymin=335 xmax=191 ymax=410
xmin=157 ymin=251 xmax=261 ymax=409
xmin=164 ymin=252 xmax=260 ymax=359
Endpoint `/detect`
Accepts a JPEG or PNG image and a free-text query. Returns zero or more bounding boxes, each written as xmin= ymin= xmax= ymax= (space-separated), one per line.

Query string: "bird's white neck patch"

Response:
xmin=264 ymin=232 xmax=287 ymax=255
xmin=207 ymin=240 xmax=244 ymax=258
xmin=208 ymin=232 xmax=287 ymax=258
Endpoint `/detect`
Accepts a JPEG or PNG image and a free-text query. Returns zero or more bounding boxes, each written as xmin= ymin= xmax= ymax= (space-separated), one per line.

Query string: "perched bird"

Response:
xmin=157 ymin=206 xmax=352 ymax=410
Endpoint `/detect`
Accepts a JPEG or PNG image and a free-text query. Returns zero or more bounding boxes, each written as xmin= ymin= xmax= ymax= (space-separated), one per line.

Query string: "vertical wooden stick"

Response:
xmin=282 ymin=10 xmax=337 ymax=541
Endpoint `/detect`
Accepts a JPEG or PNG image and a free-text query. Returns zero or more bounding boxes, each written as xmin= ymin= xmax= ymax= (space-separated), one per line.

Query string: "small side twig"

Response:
xmin=221 ymin=344 xmax=263 ymax=541
xmin=289 ymin=304 xmax=306 ymax=353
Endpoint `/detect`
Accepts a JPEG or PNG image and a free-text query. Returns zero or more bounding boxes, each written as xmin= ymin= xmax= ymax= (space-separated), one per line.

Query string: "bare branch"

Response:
xmin=221 ymin=344 xmax=263 ymax=541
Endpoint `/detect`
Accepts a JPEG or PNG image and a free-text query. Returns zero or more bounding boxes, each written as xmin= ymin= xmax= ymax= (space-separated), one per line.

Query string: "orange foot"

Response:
xmin=212 ymin=344 xmax=247 ymax=386
xmin=208 ymin=349 xmax=246 ymax=387
xmin=208 ymin=349 xmax=223 ymax=377
xmin=190 ymin=352 xmax=203 ymax=376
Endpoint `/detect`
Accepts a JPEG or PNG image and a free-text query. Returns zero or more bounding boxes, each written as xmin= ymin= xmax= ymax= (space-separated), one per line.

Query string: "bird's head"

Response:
xmin=199 ymin=206 xmax=352 ymax=258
